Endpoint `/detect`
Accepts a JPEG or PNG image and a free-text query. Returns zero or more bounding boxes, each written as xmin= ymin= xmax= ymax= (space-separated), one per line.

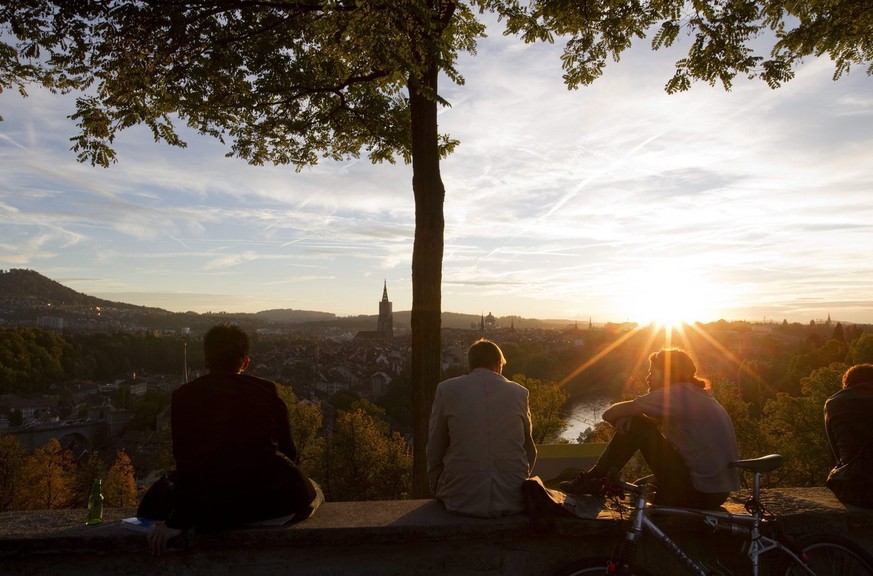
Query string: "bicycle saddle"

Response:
xmin=728 ymin=454 xmax=784 ymax=473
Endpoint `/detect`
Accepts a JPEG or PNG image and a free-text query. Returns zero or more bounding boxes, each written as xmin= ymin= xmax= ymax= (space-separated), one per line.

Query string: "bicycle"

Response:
xmin=554 ymin=454 xmax=873 ymax=576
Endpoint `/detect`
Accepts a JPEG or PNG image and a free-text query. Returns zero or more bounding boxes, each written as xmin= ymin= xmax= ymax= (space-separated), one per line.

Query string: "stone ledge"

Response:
xmin=1 ymin=489 xmax=871 ymax=576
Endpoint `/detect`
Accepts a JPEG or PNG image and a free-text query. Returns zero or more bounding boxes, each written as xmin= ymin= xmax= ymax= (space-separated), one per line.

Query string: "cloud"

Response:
xmin=2 ymin=23 xmax=873 ymax=322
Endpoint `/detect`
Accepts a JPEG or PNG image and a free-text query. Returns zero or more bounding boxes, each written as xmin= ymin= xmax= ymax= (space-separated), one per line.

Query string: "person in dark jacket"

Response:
xmin=824 ymin=363 xmax=873 ymax=508
xmin=142 ymin=323 xmax=321 ymax=555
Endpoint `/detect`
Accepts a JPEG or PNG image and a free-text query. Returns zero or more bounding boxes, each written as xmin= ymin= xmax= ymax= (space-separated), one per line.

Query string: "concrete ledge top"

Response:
xmin=1 ymin=488 xmax=871 ymax=559
xmin=0 ymin=500 xmax=545 ymax=558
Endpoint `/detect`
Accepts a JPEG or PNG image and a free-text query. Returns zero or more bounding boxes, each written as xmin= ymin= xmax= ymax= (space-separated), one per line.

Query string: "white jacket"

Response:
xmin=426 ymin=368 xmax=537 ymax=517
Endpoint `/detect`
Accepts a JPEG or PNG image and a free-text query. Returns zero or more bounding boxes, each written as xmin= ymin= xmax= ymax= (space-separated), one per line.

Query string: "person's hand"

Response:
xmin=147 ymin=521 xmax=183 ymax=556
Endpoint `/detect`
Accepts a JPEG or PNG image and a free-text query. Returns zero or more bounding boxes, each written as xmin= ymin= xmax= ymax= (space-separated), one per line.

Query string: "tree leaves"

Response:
xmin=512 ymin=0 xmax=870 ymax=92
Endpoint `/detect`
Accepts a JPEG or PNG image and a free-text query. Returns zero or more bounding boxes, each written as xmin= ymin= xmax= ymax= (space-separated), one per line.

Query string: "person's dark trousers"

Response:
xmin=589 ymin=415 xmax=728 ymax=509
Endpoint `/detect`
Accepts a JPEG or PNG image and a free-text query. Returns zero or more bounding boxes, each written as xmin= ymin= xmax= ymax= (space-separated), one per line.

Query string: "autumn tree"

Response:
xmin=15 ymin=438 xmax=76 ymax=510
xmin=73 ymin=451 xmax=106 ymax=507
xmin=104 ymin=450 xmax=138 ymax=508
xmin=3 ymin=0 xmax=870 ymax=495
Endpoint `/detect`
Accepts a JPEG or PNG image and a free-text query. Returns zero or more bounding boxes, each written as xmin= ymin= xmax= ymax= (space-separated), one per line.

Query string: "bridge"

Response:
xmin=8 ymin=419 xmax=110 ymax=452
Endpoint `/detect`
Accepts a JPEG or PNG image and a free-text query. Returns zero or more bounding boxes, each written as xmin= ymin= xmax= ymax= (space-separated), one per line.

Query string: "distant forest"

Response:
xmin=2 ymin=319 xmax=873 ymax=501
xmin=2 ymin=318 xmax=871 ymax=403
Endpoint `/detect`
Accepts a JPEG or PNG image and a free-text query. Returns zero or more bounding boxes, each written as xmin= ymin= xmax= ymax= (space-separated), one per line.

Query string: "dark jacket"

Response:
xmin=825 ymin=382 xmax=873 ymax=466
xmin=167 ymin=373 xmax=316 ymax=530
xmin=824 ymin=382 xmax=873 ymax=508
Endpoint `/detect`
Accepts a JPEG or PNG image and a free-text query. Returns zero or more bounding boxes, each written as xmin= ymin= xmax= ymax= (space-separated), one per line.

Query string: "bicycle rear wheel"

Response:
xmin=772 ymin=534 xmax=873 ymax=576
xmin=553 ymin=557 xmax=655 ymax=576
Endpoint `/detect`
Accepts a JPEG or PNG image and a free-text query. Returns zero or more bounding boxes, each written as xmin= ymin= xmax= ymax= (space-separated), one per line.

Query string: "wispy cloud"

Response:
xmin=2 ymin=23 xmax=872 ymax=322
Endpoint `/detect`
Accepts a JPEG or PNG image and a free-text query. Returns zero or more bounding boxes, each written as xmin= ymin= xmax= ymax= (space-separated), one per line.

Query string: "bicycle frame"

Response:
xmin=609 ymin=476 xmax=815 ymax=576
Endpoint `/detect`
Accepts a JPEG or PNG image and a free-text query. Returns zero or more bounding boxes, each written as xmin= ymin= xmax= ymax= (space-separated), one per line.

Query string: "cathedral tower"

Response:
xmin=377 ymin=280 xmax=393 ymax=338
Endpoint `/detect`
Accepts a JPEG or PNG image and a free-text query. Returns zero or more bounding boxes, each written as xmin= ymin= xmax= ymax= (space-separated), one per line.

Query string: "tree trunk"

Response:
xmin=408 ymin=61 xmax=445 ymax=498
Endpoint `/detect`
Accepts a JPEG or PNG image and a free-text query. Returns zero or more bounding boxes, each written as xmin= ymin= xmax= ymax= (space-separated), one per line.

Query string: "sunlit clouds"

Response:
xmin=1 ymin=21 xmax=872 ymax=323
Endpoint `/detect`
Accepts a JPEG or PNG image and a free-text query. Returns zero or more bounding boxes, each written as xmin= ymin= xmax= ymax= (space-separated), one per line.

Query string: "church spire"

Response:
xmin=378 ymin=281 xmax=393 ymax=338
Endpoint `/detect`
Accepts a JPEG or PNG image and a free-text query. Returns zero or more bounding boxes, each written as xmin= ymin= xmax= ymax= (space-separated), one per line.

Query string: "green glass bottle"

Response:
xmin=86 ymin=478 xmax=104 ymax=526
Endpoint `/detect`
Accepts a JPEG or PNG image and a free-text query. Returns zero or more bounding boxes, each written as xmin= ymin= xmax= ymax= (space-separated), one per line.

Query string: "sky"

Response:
xmin=2 ymin=18 xmax=873 ymax=326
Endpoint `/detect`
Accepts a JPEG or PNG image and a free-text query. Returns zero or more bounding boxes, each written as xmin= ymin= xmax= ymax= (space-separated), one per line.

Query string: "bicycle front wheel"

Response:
xmin=553 ymin=557 xmax=656 ymax=576
xmin=772 ymin=534 xmax=873 ymax=576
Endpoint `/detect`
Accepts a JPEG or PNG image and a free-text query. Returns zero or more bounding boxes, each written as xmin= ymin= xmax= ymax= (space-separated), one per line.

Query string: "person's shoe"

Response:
xmin=559 ymin=471 xmax=605 ymax=496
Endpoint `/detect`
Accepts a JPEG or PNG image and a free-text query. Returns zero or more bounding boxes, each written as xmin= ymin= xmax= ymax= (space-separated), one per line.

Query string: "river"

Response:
xmin=558 ymin=396 xmax=614 ymax=442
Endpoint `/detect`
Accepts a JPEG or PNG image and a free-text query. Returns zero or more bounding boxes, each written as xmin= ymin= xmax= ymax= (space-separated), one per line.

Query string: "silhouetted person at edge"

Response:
xmin=560 ymin=347 xmax=740 ymax=509
xmin=824 ymin=363 xmax=873 ymax=508
xmin=140 ymin=323 xmax=322 ymax=555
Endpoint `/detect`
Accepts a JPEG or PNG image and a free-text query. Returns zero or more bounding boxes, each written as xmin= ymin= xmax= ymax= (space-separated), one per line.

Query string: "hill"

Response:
xmin=0 ymin=268 xmax=141 ymax=310
xmin=0 ymin=269 xmax=574 ymax=332
xmin=254 ymin=308 xmax=337 ymax=323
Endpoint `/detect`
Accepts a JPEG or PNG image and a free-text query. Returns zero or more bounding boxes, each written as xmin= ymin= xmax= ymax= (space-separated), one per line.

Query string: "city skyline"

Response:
xmin=2 ymin=19 xmax=872 ymax=326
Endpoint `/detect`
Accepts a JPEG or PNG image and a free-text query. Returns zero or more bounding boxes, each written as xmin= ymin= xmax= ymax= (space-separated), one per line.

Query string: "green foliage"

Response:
xmin=278 ymin=386 xmax=412 ymax=501
xmin=800 ymin=363 xmax=846 ymax=407
xmin=755 ymin=364 xmax=844 ymax=487
xmin=712 ymin=379 xmax=769 ymax=481
xmin=0 ymin=0 xmax=483 ymax=168
xmin=7 ymin=408 xmax=23 ymax=427
xmin=325 ymin=406 xmax=412 ymax=501
xmin=577 ymin=420 xmax=614 ymax=444
xmin=0 ymin=327 xmax=189 ymax=395
xmin=328 ymin=389 xmax=363 ymax=413
xmin=276 ymin=384 xmax=326 ymax=480
xmin=513 ymin=374 xmax=569 ymax=444
xmin=375 ymin=373 xmax=413 ymax=430
xmin=0 ymin=328 xmax=68 ymax=394
xmin=848 ymin=333 xmax=873 ymax=364
xmin=0 ymin=434 xmax=26 ymax=511
xmin=128 ymin=388 xmax=171 ymax=431
xmin=759 ymin=393 xmax=828 ymax=486
xmin=519 ymin=0 xmax=872 ymax=92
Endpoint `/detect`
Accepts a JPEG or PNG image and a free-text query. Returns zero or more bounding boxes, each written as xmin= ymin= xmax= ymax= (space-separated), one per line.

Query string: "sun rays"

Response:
xmin=558 ymin=319 xmax=768 ymax=408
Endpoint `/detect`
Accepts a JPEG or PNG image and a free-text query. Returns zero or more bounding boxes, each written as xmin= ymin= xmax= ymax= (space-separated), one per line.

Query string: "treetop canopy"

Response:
xmin=1 ymin=0 xmax=870 ymax=169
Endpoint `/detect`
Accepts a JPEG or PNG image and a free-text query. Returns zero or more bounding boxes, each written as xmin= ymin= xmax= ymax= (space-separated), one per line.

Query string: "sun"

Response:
xmin=623 ymin=261 xmax=723 ymax=327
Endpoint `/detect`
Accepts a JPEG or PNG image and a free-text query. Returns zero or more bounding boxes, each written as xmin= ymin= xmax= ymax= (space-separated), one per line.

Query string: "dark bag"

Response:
xmin=137 ymin=472 xmax=177 ymax=520
xmin=827 ymin=442 xmax=873 ymax=508
xmin=522 ymin=475 xmax=575 ymax=533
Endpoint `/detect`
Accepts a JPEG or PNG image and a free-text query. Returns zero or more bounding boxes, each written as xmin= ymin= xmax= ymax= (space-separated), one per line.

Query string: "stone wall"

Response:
xmin=2 ymin=488 xmax=872 ymax=576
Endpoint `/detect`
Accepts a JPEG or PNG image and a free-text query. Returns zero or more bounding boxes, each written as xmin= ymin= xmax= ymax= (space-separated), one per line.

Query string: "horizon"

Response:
xmin=7 ymin=266 xmax=866 ymax=328
xmin=2 ymin=16 xmax=872 ymax=326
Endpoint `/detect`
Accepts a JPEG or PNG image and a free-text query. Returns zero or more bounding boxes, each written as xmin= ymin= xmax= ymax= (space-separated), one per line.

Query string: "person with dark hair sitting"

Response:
xmin=141 ymin=323 xmax=322 ymax=555
xmin=824 ymin=363 xmax=873 ymax=508
xmin=560 ymin=347 xmax=740 ymax=509
xmin=427 ymin=338 xmax=537 ymax=517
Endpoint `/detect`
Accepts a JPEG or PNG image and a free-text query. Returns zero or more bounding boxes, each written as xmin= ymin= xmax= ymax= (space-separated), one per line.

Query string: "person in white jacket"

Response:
xmin=427 ymin=338 xmax=537 ymax=517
